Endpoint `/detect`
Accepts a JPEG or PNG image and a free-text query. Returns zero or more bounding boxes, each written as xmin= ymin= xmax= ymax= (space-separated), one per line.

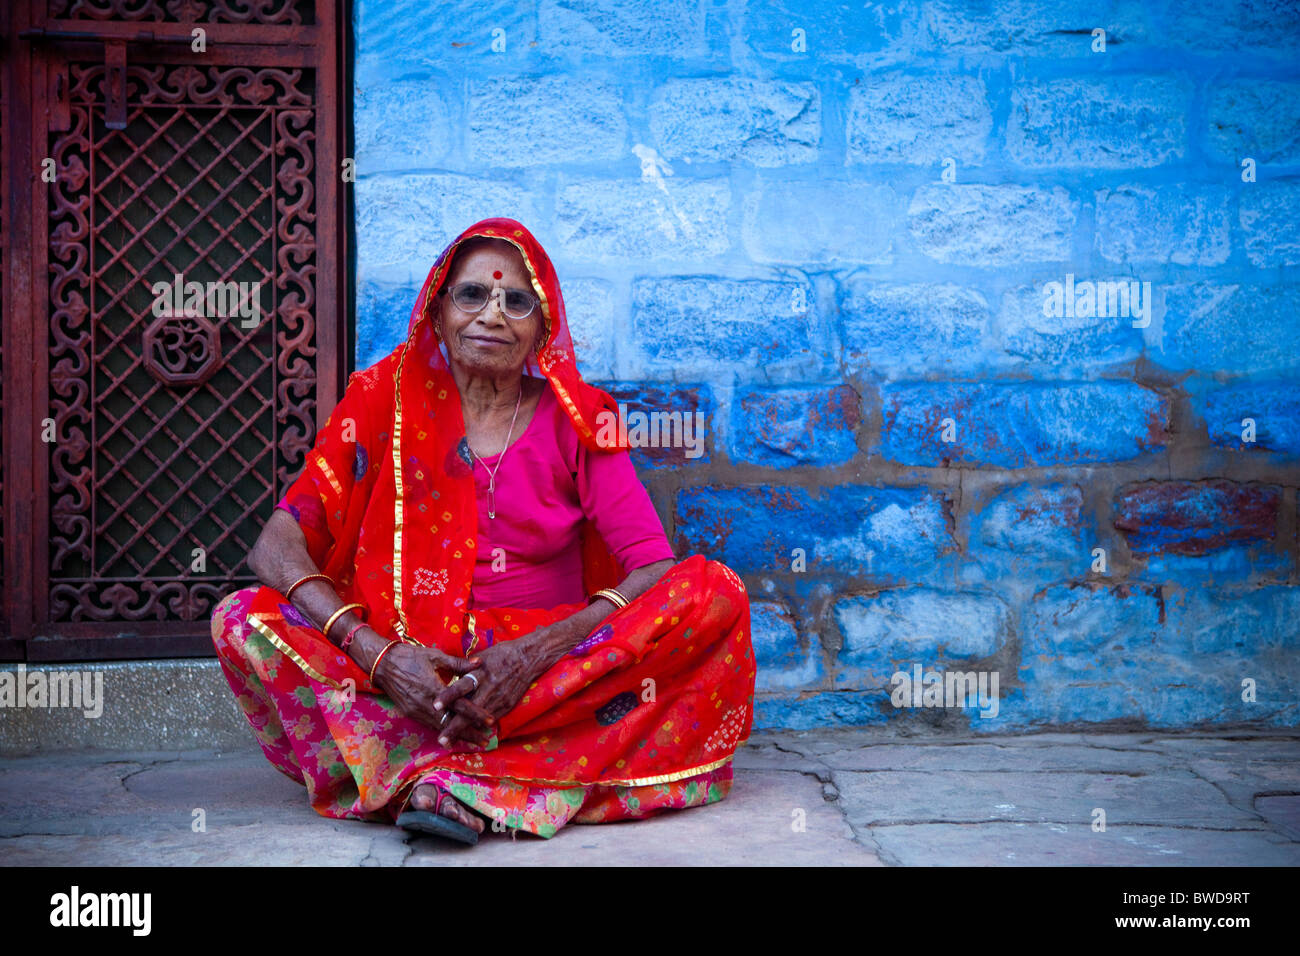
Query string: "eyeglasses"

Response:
xmin=443 ymin=281 xmax=539 ymax=321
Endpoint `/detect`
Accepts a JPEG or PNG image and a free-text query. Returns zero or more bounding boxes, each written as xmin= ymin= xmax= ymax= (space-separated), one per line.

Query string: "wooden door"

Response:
xmin=1 ymin=0 xmax=351 ymax=660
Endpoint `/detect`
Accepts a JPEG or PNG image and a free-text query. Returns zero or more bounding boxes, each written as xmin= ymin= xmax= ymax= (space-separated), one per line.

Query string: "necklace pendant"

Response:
xmin=470 ymin=388 xmax=520 ymax=524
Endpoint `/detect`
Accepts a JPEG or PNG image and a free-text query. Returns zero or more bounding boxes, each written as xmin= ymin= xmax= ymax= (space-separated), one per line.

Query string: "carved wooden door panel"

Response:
xmin=2 ymin=0 xmax=349 ymax=660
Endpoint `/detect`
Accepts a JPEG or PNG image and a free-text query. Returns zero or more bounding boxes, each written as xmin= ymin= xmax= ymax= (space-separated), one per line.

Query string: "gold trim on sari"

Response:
xmin=247 ymin=613 xmax=347 ymax=690
xmin=397 ymin=752 xmax=736 ymax=796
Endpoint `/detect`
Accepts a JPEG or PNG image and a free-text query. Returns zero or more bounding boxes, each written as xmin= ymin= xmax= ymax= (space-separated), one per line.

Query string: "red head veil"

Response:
xmin=387 ymin=218 xmax=626 ymax=646
xmin=246 ymin=219 xmax=630 ymax=689
xmin=399 ymin=217 xmax=623 ymax=452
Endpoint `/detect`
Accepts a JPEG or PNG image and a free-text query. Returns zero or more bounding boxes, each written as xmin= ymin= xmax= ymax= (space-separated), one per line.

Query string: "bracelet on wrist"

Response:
xmin=588 ymin=587 xmax=629 ymax=610
xmin=322 ymin=602 xmax=366 ymax=644
xmin=342 ymin=621 xmax=367 ymax=651
xmin=368 ymin=639 xmax=401 ymax=685
xmin=285 ymin=573 xmax=332 ymax=601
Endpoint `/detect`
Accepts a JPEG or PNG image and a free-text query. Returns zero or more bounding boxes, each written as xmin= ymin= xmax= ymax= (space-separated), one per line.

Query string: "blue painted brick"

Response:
xmin=1129 ymin=544 xmax=1290 ymax=584
xmin=915 ymin=1 xmax=1153 ymax=57
xmin=1167 ymin=0 xmax=1300 ymax=57
xmin=754 ymin=692 xmax=890 ymax=731
xmin=1200 ymin=382 xmax=1300 ymax=456
xmin=1160 ymin=283 xmax=1300 ymax=376
xmin=1162 ymin=586 xmax=1300 ymax=654
xmin=1019 ymin=583 xmax=1162 ymax=692
xmin=1094 ymin=185 xmax=1232 ymax=266
xmin=538 ymin=0 xmax=711 ymax=59
xmin=728 ymin=385 xmax=860 ymax=467
xmin=355 ymin=172 xmax=541 ymax=283
xmin=468 ymin=77 xmax=628 ymax=167
xmin=1206 ymin=80 xmax=1300 ymax=165
xmin=847 ymin=73 xmax=992 ymax=165
xmin=998 ymin=282 xmax=1144 ymax=370
xmin=879 ymin=382 xmax=1169 ymax=468
xmin=1114 ymin=480 xmax=1280 ymax=556
xmin=1239 ymin=183 xmax=1300 ymax=268
xmin=833 ymin=589 xmax=1010 ymax=687
xmin=1008 ymin=77 xmax=1189 ymax=168
xmin=750 ymin=600 xmax=823 ymax=691
xmin=631 ymin=276 xmax=818 ymax=371
xmin=971 ymin=483 xmax=1087 ymax=563
xmin=674 ymin=485 xmax=953 ymax=578
xmin=1012 ymin=583 xmax=1300 ymax=728
xmin=745 ymin=181 xmax=897 ymax=264
xmin=355 ymin=0 xmax=537 ymax=82
xmin=841 ymin=280 xmax=991 ymax=376
xmin=356 ymin=281 xmax=418 ymax=370
xmin=563 ymin=278 xmax=616 ymax=379
xmin=739 ymin=0 xmax=909 ymax=61
xmin=354 ymin=79 xmax=452 ymax=170
xmin=556 ymin=178 xmax=731 ymax=261
xmin=650 ymin=78 xmax=820 ymax=167
xmin=908 ymin=184 xmax=1076 ymax=265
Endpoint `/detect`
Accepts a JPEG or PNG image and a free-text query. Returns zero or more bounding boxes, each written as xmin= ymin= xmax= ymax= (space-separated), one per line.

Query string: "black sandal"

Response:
xmin=396 ymin=781 xmax=480 ymax=845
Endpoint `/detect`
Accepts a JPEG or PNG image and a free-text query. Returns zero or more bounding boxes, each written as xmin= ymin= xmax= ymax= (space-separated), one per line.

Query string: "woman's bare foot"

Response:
xmin=409 ymin=783 xmax=486 ymax=834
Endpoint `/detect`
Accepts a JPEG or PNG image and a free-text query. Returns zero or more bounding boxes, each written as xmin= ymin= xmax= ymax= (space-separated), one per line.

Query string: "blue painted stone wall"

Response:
xmin=352 ymin=0 xmax=1300 ymax=732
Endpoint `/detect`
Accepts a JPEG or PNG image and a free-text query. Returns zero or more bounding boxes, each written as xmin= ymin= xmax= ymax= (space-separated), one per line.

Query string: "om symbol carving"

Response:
xmin=142 ymin=313 xmax=222 ymax=386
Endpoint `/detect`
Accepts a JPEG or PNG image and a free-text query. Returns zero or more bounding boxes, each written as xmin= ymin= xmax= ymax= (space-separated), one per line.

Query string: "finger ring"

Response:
xmin=439 ymin=711 xmax=450 ymax=727
xmin=464 ymin=672 xmax=479 ymax=691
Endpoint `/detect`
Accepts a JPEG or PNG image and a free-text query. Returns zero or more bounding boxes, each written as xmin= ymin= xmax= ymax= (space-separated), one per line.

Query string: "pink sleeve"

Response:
xmin=577 ymin=446 xmax=676 ymax=572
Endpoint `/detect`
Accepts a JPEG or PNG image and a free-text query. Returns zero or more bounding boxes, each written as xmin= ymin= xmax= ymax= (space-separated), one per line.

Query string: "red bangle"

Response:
xmin=342 ymin=621 xmax=367 ymax=650
xmin=369 ymin=639 xmax=401 ymax=685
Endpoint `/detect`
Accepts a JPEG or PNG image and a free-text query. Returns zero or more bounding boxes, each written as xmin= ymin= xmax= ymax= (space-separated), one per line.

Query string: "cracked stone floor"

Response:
xmin=1 ymin=730 xmax=1298 ymax=866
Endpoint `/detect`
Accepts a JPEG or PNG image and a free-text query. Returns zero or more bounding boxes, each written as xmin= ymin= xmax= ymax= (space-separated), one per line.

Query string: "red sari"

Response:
xmin=211 ymin=218 xmax=756 ymax=836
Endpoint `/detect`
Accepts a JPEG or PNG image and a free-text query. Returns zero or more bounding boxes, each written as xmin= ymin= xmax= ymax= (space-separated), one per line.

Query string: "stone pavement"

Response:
xmin=1 ymin=729 xmax=1297 ymax=866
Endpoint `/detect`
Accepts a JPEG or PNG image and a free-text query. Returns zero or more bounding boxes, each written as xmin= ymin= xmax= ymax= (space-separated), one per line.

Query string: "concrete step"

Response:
xmin=0 ymin=660 xmax=248 ymax=756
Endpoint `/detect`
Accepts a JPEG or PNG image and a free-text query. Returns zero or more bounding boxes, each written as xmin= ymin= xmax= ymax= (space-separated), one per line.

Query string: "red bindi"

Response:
xmin=492 ymin=270 xmax=503 ymax=279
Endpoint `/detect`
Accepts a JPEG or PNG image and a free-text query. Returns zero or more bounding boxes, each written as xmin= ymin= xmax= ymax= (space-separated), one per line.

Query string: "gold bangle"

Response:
xmin=285 ymin=573 xmax=332 ymax=601
xmin=369 ymin=639 xmax=401 ymax=685
xmin=595 ymin=587 xmax=626 ymax=608
xmin=322 ymin=602 xmax=366 ymax=642
xmin=589 ymin=587 xmax=629 ymax=610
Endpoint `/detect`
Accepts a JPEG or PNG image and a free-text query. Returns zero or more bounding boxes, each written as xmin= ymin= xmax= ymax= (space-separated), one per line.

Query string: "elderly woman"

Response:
xmin=210 ymin=218 xmax=755 ymax=843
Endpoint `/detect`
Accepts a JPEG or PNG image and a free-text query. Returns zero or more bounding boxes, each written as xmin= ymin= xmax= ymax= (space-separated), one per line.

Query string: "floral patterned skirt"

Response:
xmin=210 ymin=556 xmax=755 ymax=838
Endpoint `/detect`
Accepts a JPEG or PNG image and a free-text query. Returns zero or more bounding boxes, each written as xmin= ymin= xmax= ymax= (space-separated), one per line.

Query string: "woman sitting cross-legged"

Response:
xmin=210 ymin=217 xmax=756 ymax=843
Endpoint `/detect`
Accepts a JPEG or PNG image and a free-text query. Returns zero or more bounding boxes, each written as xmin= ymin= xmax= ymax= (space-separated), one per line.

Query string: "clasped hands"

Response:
xmin=371 ymin=632 xmax=545 ymax=752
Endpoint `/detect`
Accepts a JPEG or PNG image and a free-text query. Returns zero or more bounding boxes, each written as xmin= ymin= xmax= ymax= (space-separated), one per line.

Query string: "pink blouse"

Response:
xmin=468 ymin=383 xmax=675 ymax=610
